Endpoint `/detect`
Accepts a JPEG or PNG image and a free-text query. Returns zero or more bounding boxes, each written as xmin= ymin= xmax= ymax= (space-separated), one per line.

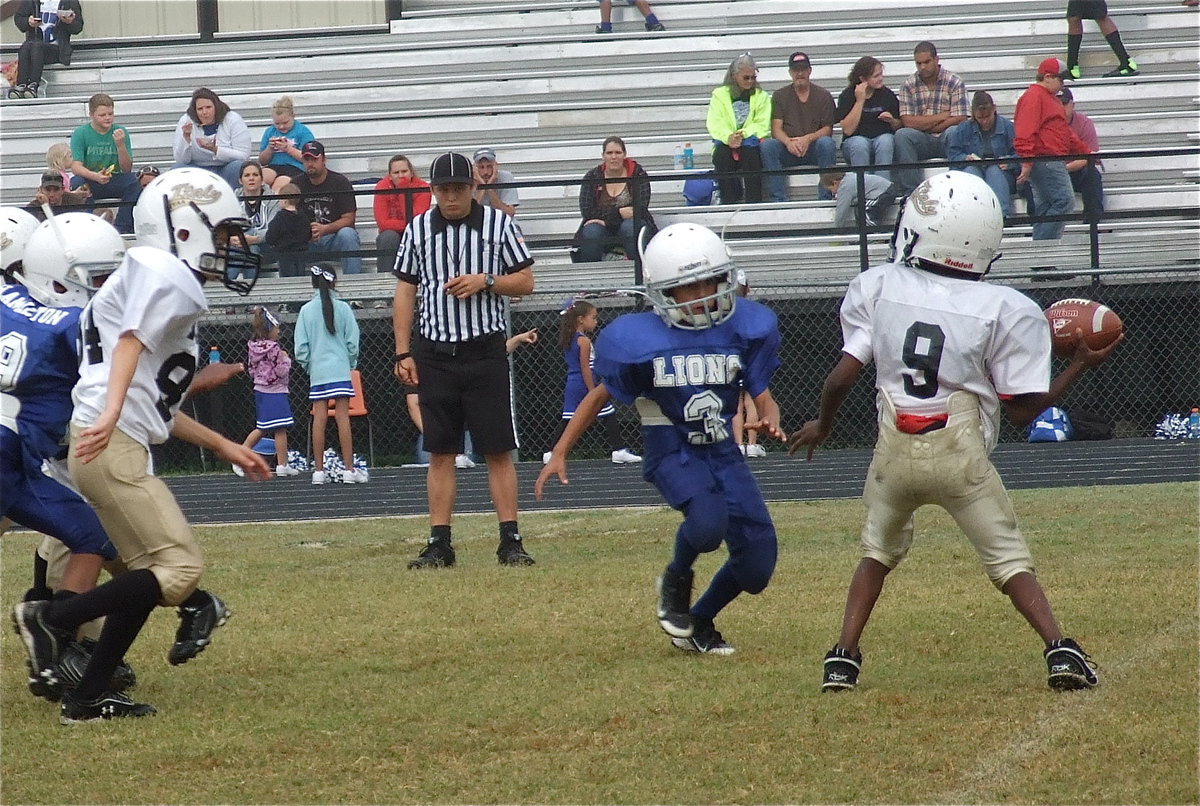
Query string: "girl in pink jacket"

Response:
xmin=235 ymin=307 xmax=298 ymax=476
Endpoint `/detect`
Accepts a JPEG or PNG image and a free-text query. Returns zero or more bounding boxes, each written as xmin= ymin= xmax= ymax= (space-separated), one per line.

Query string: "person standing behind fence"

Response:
xmin=295 ymin=263 xmax=365 ymax=485
xmin=392 ymin=151 xmax=536 ymax=569
xmin=234 ymin=307 xmax=297 ymax=478
xmin=543 ymin=299 xmax=641 ymax=466
xmin=706 ymin=53 xmax=771 ymax=205
xmin=374 ymin=154 xmax=431 ymax=276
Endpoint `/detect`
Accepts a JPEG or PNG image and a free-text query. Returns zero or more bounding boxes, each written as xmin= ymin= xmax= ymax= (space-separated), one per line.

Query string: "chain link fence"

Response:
xmin=159 ymin=270 xmax=1198 ymax=473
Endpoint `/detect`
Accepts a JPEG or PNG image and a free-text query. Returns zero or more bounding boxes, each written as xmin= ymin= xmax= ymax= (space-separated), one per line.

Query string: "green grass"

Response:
xmin=3 ymin=483 xmax=1196 ymax=804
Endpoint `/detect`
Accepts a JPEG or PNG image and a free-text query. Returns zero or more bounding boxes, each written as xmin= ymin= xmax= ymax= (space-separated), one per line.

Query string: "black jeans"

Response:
xmin=17 ymin=40 xmax=62 ymax=86
xmin=711 ymin=143 xmax=763 ymax=204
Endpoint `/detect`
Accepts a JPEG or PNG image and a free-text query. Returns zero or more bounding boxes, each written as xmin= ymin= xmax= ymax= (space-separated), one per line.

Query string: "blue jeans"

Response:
xmin=760 ymin=136 xmax=837 ymax=201
xmin=77 ymin=172 xmax=141 ymax=234
xmin=1028 ymin=160 xmax=1075 ymax=240
xmin=893 ymin=128 xmax=950 ymax=195
xmin=578 ymin=219 xmax=636 ymax=261
xmin=842 ymin=133 xmax=895 ymax=183
xmin=1069 ymin=164 xmax=1104 ymax=224
xmin=310 ymin=226 xmax=363 ymax=274
xmin=958 ymin=163 xmax=1017 ymax=218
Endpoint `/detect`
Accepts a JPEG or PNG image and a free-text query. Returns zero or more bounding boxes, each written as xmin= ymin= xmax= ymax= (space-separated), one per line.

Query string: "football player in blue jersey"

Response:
xmin=536 ymin=223 xmax=785 ymax=654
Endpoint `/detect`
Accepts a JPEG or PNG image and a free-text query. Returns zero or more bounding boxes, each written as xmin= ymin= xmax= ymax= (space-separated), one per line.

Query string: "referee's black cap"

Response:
xmin=429 ymin=152 xmax=474 ymax=186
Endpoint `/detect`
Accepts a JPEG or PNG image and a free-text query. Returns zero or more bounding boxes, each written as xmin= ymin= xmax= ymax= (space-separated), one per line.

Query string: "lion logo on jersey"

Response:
xmin=166 ymin=183 xmax=223 ymax=212
xmin=908 ymin=182 xmax=938 ymax=217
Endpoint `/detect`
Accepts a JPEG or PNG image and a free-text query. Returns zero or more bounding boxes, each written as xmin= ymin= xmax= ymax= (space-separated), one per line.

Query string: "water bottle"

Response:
xmin=208 ymin=345 xmax=221 ymax=364
xmin=673 ymin=145 xmax=684 ymax=170
xmin=1189 ymin=407 xmax=1200 ymax=439
xmin=683 ymin=142 xmax=694 ymax=170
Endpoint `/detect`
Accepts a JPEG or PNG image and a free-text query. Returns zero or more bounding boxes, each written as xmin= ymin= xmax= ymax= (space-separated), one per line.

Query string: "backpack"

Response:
xmin=682 ymin=174 xmax=718 ymax=206
xmin=1028 ymin=407 xmax=1073 ymax=442
xmin=1067 ymin=407 xmax=1114 ymax=440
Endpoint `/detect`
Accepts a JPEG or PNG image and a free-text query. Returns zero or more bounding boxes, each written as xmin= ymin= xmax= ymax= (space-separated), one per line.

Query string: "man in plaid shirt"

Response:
xmin=894 ymin=41 xmax=969 ymax=196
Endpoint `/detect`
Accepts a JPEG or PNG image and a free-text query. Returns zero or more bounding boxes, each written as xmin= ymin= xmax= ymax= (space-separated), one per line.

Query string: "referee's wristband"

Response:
xmin=393 ymin=352 xmax=412 ymax=363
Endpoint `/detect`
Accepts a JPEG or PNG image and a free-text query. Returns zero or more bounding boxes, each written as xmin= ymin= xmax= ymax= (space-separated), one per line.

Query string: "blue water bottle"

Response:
xmin=208 ymin=345 xmax=221 ymax=364
xmin=1188 ymin=407 xmax=1200 ymax=439
xmin=683 ymin=142 xmax=694 ymax=170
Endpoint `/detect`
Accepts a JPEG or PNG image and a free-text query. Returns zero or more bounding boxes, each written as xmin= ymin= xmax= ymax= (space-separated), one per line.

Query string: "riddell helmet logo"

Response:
xmin=166 ymin=183 xmax=222 ymax=211
xmin=943 ymin=257 xmax=976 ymax=270
xmin=910 ymin=183 xmax=938 ymax=216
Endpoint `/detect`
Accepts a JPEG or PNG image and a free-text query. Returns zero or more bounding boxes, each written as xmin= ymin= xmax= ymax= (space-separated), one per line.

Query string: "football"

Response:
xmin=1044 ymin=298 xmax=1123 ymax=357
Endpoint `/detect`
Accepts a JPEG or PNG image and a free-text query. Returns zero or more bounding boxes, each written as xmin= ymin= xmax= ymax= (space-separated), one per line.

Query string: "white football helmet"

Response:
xmin=889 ymin=171 xmax=1004 ymax=275
xmin=133 ymin=166 xmax=259 ymax=294
xmin=639 ymin=222 xmax=737 ymax=329
xmin=1 ymin=206 xmax=40 ymax=277
xmin=19 ymin=212 xmax=127 ymax=307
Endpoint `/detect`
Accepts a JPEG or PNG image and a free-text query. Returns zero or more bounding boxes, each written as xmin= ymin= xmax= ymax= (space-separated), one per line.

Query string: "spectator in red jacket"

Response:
xmin=374 ymin=154 xmax=431 ymax=275
xmin=1014 ymin=58 xmax=1091 ymax=240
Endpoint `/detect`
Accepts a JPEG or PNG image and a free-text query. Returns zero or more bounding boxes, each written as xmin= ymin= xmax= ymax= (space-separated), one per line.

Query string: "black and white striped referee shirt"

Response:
xmin=394 ymin=201 xmax=534 ymax=342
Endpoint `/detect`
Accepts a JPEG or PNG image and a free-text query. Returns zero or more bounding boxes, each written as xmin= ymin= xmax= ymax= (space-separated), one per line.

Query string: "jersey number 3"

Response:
xmin=901 ymin=322 xmax=945 ymax=399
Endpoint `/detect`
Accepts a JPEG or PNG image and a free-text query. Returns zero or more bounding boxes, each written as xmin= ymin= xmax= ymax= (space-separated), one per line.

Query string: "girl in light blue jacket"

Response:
xmin=295 ymin=263 xmax=364 ymax=484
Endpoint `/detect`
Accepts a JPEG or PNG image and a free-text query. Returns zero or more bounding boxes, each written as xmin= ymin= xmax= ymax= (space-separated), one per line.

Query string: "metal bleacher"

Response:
xmin=1 ymin=0 xmax=1196 ymax=303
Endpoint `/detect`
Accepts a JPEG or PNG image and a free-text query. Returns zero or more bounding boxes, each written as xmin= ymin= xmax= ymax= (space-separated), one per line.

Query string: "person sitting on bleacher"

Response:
xmin=835 ymin=56 xmax=901 ymax=184
xmin=574 ymin=136 xmax=657 ymax=263
xmin=171 ymin=87 xmax=253 ymax=191
xmin=1058 ymin=87 xmax=1105 ymax=225
xmin=893 ymin=41 xmax=969 ymax=198
xmin=946 ymin=91 xmax=1020 ymax=217
xmin=705 ymin=53 xmax=771 ymax=205
xmin=264 ymin=183 xmax=311 ymax=278
xmin=295 ymin=140 xmax=362 ymax=275
xmin=471 ymin=148 xmax=520 ymax=218
xmin=374 ymin=154 xmax=431 ymax=276
xmin=258 ymin=95 xmax=316 ymax=193
xmin=761 ymin=51 xmax=838 ymax=202
xmin=9 ymin=0 xmax=82 ymax=99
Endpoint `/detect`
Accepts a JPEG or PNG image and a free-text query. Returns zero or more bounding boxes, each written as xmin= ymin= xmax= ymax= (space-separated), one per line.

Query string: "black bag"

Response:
xmin=1066 ymin=407 xmax=1114 ymax=440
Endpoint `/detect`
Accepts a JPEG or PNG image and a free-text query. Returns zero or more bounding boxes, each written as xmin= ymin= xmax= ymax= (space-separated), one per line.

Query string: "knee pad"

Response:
xmin=729 ymin=538 xmax=777 ymax=594
xmin=147 ymin=548 xmax=205 ymax=607
xmin=678 ymin=494 xmax=728 ymax=554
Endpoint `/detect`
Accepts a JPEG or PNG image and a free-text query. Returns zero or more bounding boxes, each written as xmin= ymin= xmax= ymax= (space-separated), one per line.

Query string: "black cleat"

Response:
xmin=1045 ymin=638 xmax=1099 ymax=690
xmin=408 ymin=539 xmax=456 ymax=569
xmin=822 ymin=646 xmax=863 ymax=691
xmin=671 ymin=622 xmax=735 ymax=655
xmin=12 ymin=601 xmax=70 ymax=701
xmin=497 ymin=534 xmax=535 ymax=566
xmin=57 ymin=639 xmax=137 ymax=696
xmin=169 ymin=591 xmax=230 ymax=665
xmin=60 ymin=690 xmax=156 ymax=724
xmin=656 ymin=567 xmax=694 ymax=638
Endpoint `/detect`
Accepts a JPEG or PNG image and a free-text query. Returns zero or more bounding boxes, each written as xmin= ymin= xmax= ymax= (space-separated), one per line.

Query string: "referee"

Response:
xmin=392 ymin=151 xmax=536 ymax=568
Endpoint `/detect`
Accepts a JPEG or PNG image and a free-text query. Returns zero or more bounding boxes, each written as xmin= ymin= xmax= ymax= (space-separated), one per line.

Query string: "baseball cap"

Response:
xmin=300 ymin=140 xmax=326 ymax=158
xmin=39 ymin=171 xmax=63 ymax=188
xmin=1057 ymin=86 xmax=1074 ymax=103
xmin=429 ymin=152 xmax=473 ymax=186
xmin=1038 ymin=57 xmax=1068 ymax=78
xmin=788 ymin=51 xmax=812 ymax=71
xmin=472 ymin=147 xmax=497 ymax=163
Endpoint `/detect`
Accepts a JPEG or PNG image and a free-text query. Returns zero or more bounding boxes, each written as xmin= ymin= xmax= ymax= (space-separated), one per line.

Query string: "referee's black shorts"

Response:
xmin=414 ymin=332 xmax=517 ymax=456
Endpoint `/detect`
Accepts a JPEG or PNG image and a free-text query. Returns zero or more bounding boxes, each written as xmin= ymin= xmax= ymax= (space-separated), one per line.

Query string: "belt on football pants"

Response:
xmin=895 ymin=412 xmax=949 ymax=435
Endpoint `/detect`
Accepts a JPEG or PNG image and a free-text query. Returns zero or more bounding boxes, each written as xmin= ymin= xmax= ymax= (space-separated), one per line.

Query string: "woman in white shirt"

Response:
xmin=172 ymin=87 xmax=251 ymax=190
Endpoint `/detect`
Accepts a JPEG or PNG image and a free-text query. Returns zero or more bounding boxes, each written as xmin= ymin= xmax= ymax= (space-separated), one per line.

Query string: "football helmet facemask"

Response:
xmin=19 ymin=212 xmax=127 ymax=308
xmin=133 ymin=167 xmax=259 ymax=295
xmin=639 ymin=222 xmax=737 ymax=329
xmin=889 ymin=171 xmax=1004 ymax=276
xmin=1 ymin=206 xmax=40 ymax=278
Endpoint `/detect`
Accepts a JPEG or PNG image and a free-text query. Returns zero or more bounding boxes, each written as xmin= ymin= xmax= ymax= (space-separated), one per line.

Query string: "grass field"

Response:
xmin=2 ymin=482 xmax=1196 ymax=805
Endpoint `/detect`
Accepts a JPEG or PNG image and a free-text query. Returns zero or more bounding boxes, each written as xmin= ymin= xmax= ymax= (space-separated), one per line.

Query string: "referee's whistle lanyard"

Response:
xmin=441 ymin=225 xmax=473 ymax=280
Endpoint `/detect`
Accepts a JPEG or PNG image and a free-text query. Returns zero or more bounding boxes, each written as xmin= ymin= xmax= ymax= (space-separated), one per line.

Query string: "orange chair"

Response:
xmin=308 ymin=369 xmax=374 ymax=467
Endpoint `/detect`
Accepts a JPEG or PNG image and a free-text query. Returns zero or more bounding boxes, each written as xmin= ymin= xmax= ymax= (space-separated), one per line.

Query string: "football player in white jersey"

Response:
xmin=12 ymin=167 xmax=271 ymax=723
xmin=789 ymin=172 xmax=1121 ymax=693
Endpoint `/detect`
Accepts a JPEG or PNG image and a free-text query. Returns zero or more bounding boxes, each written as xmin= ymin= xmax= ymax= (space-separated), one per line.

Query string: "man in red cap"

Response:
xmin=1014 ymin=58 xmax=1091 ymax=240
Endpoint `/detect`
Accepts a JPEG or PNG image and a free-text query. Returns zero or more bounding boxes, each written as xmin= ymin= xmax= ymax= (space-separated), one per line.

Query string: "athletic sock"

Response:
xmin=645 ymin=13 xmax=660 ymax=25
xmin=499 ymin=520 xmax=520 ymax=541
xmin=602 ymin=415 xmax=624 ymax=452
xmin=179 ymin=588 xmax=210 ymax=609
xmin=44 ymin=570 xmax=158 ymax=633
xmin=691 ymin=563 xmax=743 ymax=623
xmin=1066 ymin=34 xmax=1082 ymax=68
xmin=1105 ymin=30 xmax=1131 ymax=64
xmin=71 ymin=571 xmax=161 ymax=701
xmin=596 ymin=21 xmax=612 ymax=32
xmin=430 ymin=524 xmax=451 ymax=544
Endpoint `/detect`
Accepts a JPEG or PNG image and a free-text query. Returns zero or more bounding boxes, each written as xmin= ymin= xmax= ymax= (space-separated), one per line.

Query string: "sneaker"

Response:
xmin=656 ymin=567 xmax=694 ymax=638
xmin=1045 ymin=637 xmax=1100 ymax=690
xmin=11 ymin=601 xmax=70 ymax=700
xmin=672 ymin=622 xmax=735 ymax=655
xmin=169 ymin=591 xmax=231 ymax=665
xmin=60 ymin=690 xmax=156 ymax=723
xmin=593 ymin=24 xmax=612 ymax=33
xmin=231 ymin=463 xmax=245 ymax=477
xmin=737 ymin=444 xmax=748 ymax=456
xmin=611 ymin=448 xmax=642 ymax=464
xmin=822 ymin=646 xmax=863 ymax=692
xmin=1067 ymin=64 xmax=1082 ymax=80
xmin=497 ymin=534 xmax=536 ymax=566
xmin=542 ymin=451 xmax=553 ymax=465
xmin=57 ymin=639 xmax=137 ymax=696
xmin=408 ymin=538 xmax=455 ymax=569
xmin=6 ymin=84 xmax=24 ymax=99
xmin=343 ymin=468 xmax=369 ymax=483
xmin=455 ymin=454 xmax=476 ymax=469
xmin=1102 ymin=60 xmax=1138 ymax=78
xmin=645 ymin=21 xmax=666 ymax=31
xmin=744 ymin=444 xmax=767 ymax=458
xmin=275 ymin=464 xmax=299 ymax=477
xmin=311 ymin=470 xmax=328 ymax=484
